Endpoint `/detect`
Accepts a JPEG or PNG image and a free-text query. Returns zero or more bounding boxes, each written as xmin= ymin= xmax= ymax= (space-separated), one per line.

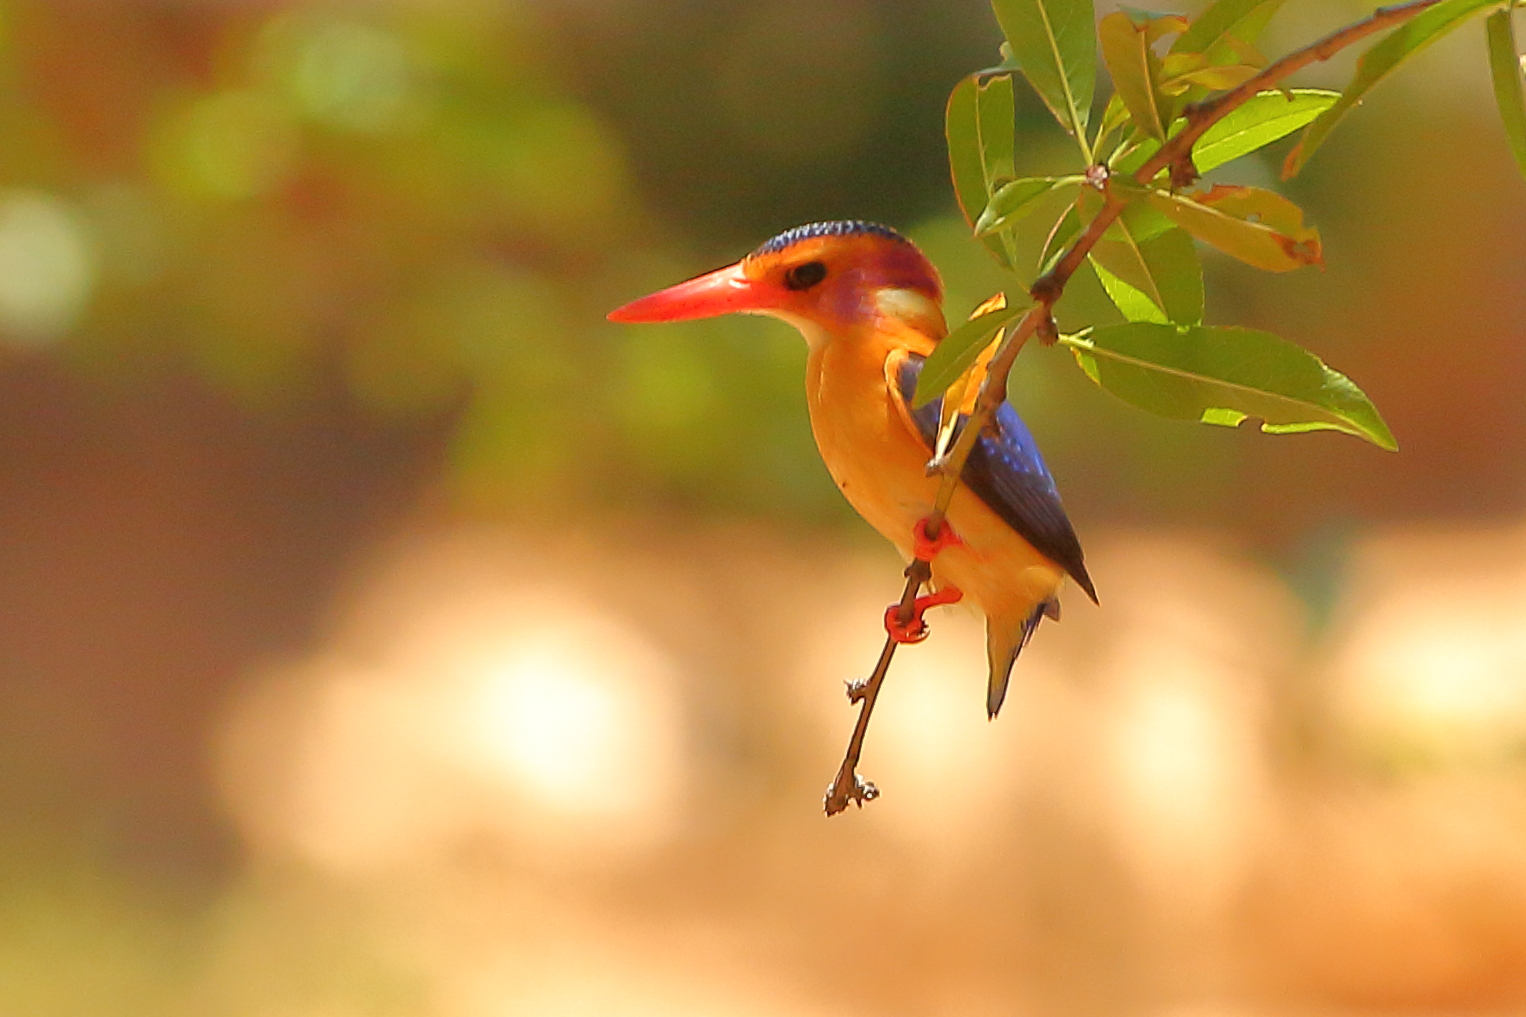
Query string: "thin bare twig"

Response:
xmin=823 ymin=0 xmax=1444 ymax=815
xmin=822 ymin=561 xmax=927 ymax=815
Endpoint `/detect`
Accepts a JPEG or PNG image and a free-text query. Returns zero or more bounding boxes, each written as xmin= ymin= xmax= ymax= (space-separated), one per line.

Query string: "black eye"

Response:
xmin=783 ymin=261 xmax=827 ymax=291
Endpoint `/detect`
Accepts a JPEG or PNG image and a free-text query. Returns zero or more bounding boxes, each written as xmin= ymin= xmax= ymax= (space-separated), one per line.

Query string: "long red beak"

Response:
xmin=607 ymin=261 xmax=778 ymax=323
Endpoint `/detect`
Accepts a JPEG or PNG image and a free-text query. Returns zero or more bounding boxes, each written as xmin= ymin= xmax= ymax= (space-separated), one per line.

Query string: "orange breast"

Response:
xmin=803 ymin=325 xmax=1064 ymax=621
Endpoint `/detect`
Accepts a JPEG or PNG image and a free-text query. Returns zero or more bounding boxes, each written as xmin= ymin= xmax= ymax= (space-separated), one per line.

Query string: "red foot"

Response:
xmin=912 ymin=517 xmax=962 ymax=561
xmin=884 ymin=587 xmax=964 ymax=644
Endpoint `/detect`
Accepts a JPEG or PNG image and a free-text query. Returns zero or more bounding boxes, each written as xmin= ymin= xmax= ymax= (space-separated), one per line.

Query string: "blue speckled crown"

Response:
xmin=752 ymin=220 xmax=910 ymax=257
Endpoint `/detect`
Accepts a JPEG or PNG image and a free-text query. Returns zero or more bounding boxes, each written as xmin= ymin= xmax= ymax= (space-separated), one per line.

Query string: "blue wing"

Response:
xmin=895 ymin=355 xmax=1096 ymax=603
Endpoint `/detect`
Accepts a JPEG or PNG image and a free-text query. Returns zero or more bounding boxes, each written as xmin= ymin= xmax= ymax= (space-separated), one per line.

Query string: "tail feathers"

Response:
xmin=986 ymin=598 xmax=1057 ymax=718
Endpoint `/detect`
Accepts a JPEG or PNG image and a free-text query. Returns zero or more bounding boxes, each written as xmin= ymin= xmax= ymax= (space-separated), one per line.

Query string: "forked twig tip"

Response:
xmin=823 ymin=773 xmax=880 ymax=816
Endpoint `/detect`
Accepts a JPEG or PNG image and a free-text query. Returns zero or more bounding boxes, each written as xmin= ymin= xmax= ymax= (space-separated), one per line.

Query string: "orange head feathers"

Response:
xmin=607 ymin=221 xmax=945 ymax=343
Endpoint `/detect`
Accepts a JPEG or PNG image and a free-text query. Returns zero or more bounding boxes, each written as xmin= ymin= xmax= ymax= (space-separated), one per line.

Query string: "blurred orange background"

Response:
xmin=4 ymin=1 xmax=1526 ymax=1014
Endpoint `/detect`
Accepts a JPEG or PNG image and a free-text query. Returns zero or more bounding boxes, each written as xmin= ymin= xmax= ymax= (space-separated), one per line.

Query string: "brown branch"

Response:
xmin=822 ymin=561 xmax=927 ymax=815
xmin=1140 ymin=0 xmax=1450 ymax=185
xmin=824 ymin=0 xmax=1445 ymax=816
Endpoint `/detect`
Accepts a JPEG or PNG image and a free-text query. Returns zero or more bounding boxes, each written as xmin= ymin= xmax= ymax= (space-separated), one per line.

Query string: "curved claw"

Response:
xmin=884 ymin=586 xmax=964 ymax=644
xmin=912 ymin=517 xmax=962 ymax=561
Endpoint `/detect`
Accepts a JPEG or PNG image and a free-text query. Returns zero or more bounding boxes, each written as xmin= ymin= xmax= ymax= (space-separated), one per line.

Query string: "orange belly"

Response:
xmin=804 ymin=335 xmax=1064 ymax=621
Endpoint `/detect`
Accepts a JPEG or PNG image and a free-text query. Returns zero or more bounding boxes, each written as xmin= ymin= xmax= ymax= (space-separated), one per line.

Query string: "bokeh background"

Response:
xmin=4 ymin=0 xmax=1526 ymax=1014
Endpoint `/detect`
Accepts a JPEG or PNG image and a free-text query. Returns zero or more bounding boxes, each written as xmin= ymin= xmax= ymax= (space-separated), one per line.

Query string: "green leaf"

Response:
xmin=914 ymin=301 xmax=1029 ymax=408
xmin=1284 ymin=0 xmax=1503 ymax=178
xmin=1099 ymin=10 xmax=1188 ymax=141
xmin=1114 ymin=90 xmax=1336 ymax=179
xmin=1093 ymin=94 xmax=1133 ymax=154
xmin=975 ymin=175 xmax=1082 ymax=235
xmin=947 ymin=74 xmax=1018 ymax=269
xmin=1112 ymin=132 xmax=1165 ymax=177
xmin=1092 ymin=260 xmax=1165 ymax=323
xmin=1110 ymin=184 xmax=1175 ymax=239
xmin=1090 ymin=223 xmax=1203 ymax=324
xmin=1158 ymin=53 xmax=1262 ymax=95
xmin=978 ymin=74 xmax=1018 ymax=194
xmin=1172 ymin=0 xmax=1284 ymax=58
xmin=991 ymin=0 xmax=1098 ymax=154
xmin=1169 ymin=0 xmax=1282 ymax=105
xmin=1192 ymin=89 xmax=1339 ymax=173
xmin=1061 ymin=323 xmax=1397 ymax=449
xmin=1148 ymin=184 xmax=1322 ymax=272
xmin=947 ymin=77 xmax=986 ymax=224
xmin=1487 ymin=8 xmax=1526 ymax=183
xmin=1038 ymin=200 xmax=1084 ymax=274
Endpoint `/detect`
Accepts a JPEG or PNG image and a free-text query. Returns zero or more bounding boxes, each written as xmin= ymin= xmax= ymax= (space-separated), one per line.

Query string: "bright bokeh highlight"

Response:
xmin=0 ymin=190 xmax=95 ymax=343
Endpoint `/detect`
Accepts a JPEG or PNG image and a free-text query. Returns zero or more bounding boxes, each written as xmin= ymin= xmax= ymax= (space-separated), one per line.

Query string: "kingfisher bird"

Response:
xmin=608 ymin=221 xmax=1095 ymax=716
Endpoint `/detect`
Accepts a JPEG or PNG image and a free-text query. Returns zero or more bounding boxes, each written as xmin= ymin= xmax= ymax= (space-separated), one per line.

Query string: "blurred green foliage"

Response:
xmin=0 ymin=0 xmax=1522 ymax=535
xmin=0 ymin=0 xmax=1014 ymax=527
